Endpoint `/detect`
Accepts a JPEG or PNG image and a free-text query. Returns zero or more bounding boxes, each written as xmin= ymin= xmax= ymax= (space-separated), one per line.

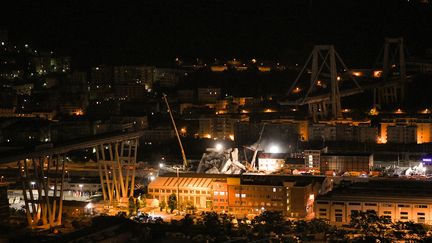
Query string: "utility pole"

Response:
xmin=162 ymin=94 xmax=188 ymax=169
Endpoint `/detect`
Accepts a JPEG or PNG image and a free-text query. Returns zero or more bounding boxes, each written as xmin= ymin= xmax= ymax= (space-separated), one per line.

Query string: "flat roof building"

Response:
xmin=315 ymin=180 xmax=432 ymax=225
xmin=148 ymin=173 xmax=329 ymax=218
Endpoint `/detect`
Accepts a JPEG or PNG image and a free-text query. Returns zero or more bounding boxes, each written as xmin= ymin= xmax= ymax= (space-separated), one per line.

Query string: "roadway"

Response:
xmin=0 ymin=129 xmax=145 ymax=164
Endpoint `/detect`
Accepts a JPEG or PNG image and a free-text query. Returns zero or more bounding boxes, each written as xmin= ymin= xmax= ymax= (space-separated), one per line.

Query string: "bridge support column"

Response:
xmin=309 ymin=102 xmax=328 ymax=122
xmin=18 ymin=155 xmax=65 ymax=229
xmin=96 ymin=138 xmax=138 ymax=204
xmin=376 ymin=85 xmax=404 ymax=105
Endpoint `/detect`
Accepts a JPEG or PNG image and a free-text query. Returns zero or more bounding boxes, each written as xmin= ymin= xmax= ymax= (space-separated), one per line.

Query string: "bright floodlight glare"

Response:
xmin=215 ymin=143 xmax=224 ymax=151
xmin=85 ymin=203 xmax=94 ymax=209
xmin=159 ymin=163 xmax=164 ymax=168
xmin=150 ymin=176 xmax=156 ymax=181
xmin=269 ymin=144 xmax=280 ymax=153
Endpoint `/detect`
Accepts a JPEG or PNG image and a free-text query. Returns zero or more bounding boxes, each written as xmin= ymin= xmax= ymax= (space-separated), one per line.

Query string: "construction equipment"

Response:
xmin=162 ymin=93 xmax=188 ymax=169
xmin=249 ymin=123 xmax=266 ymax=171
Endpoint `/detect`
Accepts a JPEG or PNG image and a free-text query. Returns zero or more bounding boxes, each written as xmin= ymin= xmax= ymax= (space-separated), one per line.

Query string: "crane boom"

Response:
xmin=250 ymin=123 xmax=266 ymax=170
xmin=162 ymin=93 xmax=188 ymax=169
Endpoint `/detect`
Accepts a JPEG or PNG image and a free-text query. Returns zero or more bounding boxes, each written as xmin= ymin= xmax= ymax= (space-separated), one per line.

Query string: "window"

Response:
xmin=383 ymin=211 xmax=392 ymax=215
xmin=333 ymin=202 xmax=344 ymax=205
xmin=273 ymin=188 xmax=277 ymax=192
xmin=381 ymin=203 xmax=393 ymax=207
xmin=241 ymin=194 xmax=246 ymax=198
xmin=155 ymin=189 xmax=159 ymax=192
xmin=214 ymin=191 xmax=219 ymax=196
xmin=148 ymin=189 xmax=153 ymax=192
xmin=415 ymin=205 xmax=428 ymax=208
xmin=398 ymin=204 xmax=410 ymax=208
xmin=319 ymin=208 xmax=327 ymax=212
xmin=400 ymin=216 xmax=408 ymax=220
xmin=235 ymin=193 xmax=240 ymax=198
xmin=400 ymin=212 xmax=408 ymax=215
xmin=335 ymin=209 xmax=342 ymax=212
xmin=319 ymin=212 xmax=326 ymax=216
xmin=220 ymin=191 xmax=225 ymax=196
xmin=161 ymin=189 xmax=165 ymax=193
xmin=417 ymin=212 xmax=425 ymax=216
xmin=418 ymin=217 xmax=426 ymax=223
xmin=166 ymin=190 xmax=171 ymax=193
xmin=365 ymin=203 xmax=377 ymax=206
xmin=348 ymin=202 xmax=361 ymax=205
xmin=335 ymin=213 xmax=343 ymax=222
xmin=317 ymin=201 xmax=329 ymax=205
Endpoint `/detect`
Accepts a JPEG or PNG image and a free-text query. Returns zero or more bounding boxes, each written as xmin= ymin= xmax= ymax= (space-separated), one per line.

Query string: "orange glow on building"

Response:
xmin=420 ymin=108 xmax=431 ymax=114
xmin=293 ymin=87 xmax=301 ymax=93
xmin=264 ymin=108 xmax=275 ymax=113
xmin=373 ymin=70 xmax=383 ymax=78
xmin=73 ymin=109 xmax=84 ymax=116
xmin=258 ymin=66 xmax=271 ymax=72
xmin=352 ymin=71 xmax=363 ymax=77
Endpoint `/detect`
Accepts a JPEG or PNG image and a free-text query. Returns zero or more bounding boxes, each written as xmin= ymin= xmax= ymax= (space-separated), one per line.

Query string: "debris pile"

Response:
xmin=197 ymin=148 xmax=246 ymax=174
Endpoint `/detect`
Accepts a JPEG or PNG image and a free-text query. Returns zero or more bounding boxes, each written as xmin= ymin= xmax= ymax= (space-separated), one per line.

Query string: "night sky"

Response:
xmin=2 ymin=0 xmax=431 ymax=67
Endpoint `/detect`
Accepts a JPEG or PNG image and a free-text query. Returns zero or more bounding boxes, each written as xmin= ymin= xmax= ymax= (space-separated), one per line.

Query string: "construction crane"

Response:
xmin=249 ymin=123 xmax=266 ymax=171
xmin=162 ymin=93 xmax=188 ymax=169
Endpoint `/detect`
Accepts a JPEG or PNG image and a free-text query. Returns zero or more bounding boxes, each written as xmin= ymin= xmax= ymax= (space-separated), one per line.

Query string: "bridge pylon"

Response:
xmin=18 ymin=155 xmax=65 ymax=229
xmin=95 ymin=138 xmax=138 ymax=204
xmin=374 ymin=37 xmax=407 ymax=106
xmin=288 ymin=45 xmax=361 ymax=121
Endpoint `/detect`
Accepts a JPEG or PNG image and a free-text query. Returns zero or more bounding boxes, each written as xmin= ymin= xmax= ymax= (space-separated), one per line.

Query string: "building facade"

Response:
xmin=315 ymin=180 xmax=432 ymax=225
xmin=320 ymin=153 xmax=373 ymax=175
xmin=148 ymin=174 xmax=327 ymax=218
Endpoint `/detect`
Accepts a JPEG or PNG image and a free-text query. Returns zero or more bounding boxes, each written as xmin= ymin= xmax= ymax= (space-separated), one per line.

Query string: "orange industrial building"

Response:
xmin=148 ymin=173 xmax=329 ymax=218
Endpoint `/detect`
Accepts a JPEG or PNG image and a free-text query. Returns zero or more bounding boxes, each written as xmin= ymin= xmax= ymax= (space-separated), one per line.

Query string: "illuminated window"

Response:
xmin=273 ymin=188 xmax=276 ymax=192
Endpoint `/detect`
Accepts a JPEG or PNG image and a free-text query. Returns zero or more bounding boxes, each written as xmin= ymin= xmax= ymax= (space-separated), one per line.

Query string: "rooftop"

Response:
xmin=317 ymin=179 xmax=432 ymax=203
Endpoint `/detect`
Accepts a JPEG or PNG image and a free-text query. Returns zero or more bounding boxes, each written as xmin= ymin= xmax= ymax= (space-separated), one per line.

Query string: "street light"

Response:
xmin=215 ymin=143 xmax=224 ymax=151
xmin=30 ymin=181 xmax=36 ymax=189
xmin=268 ymin=144 xmax=280 ymax=153
xmin=159 ymin=163 xmax=164 ymax=168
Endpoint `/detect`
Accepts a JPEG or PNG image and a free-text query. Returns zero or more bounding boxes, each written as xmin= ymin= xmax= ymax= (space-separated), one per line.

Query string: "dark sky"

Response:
xmin=2 ymin=0 xmax=431 ymax=67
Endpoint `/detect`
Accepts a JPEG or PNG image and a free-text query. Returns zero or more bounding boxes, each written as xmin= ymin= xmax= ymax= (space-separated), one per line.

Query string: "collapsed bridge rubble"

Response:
xmin=196 ymin=148 xmax=246 ymax=174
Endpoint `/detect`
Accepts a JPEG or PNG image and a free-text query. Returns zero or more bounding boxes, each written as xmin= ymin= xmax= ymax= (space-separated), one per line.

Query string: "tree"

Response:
xmin=135 ymin=198 xmax=141 ymax=214
xmin=160 ymin=200 xmax=166 ymax=212
xmin=168 ymin=193 xmax=177 ymax=213
xmin=140 ymin=196 xmax=147 ymax=208
xmin=185 ymin=200 xmax=197 ymax=214
xmin=202 ymin=212 xmax=224 ymax=239
xmin=128 ymin=196 xmax=136 ymax=216
xmin=252 ymin=211 xmax=285 ymax=236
